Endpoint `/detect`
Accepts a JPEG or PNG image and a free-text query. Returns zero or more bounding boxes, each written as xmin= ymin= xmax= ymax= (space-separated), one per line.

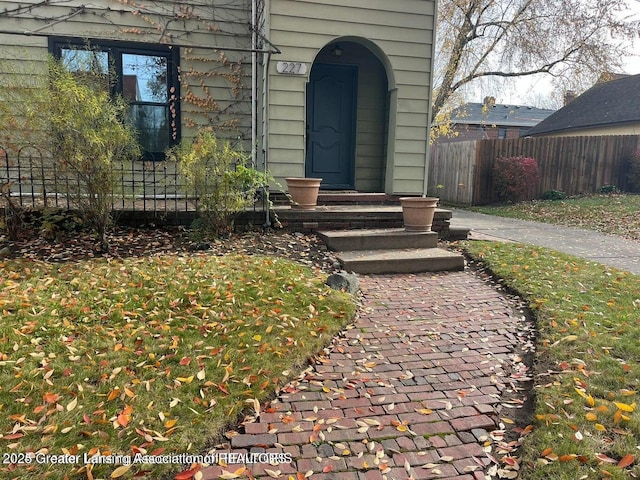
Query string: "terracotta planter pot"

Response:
xmin=399 ymin=197 xmax=438 ymax=231
xmin=285 ymin=177 xmax=322 ymax=210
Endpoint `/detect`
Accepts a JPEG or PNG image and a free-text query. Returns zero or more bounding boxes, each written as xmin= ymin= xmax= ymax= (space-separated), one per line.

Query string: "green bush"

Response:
xmin=0 ymin=57 xmax=140 ymax=248
xmin=47 ymin=60 xmax=140 ymax=248
xmin=169 ymin=131 xmax=270 ymax=235
xmin=541 ymin=189 xmax=567 ymax=201
xmin=599 ymin=184 xmax=620 ymax=194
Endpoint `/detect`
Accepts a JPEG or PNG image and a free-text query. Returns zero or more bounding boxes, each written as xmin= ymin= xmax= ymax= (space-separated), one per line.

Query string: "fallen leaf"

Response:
xmin=67 ymin=397 xmax=78 ymax=412
xmin=618 ymin=454 xmax=635 ymax=468
xmin=110 ymin=464 xmax=133 ymax=478
xmin=595 ymin=453 xmax=617 ymax=464
xmin=415 ymin=408 xmax=433 ymax=415
xmin=43 ymin=392 xmax=60 ymax=404
xmin=613 ymin=402 xmax=635 ymax=413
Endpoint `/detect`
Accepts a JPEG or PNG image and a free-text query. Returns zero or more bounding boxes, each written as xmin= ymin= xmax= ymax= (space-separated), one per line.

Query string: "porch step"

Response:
xmin=317 ymin=228 xmax=438 ymax=251
xmin=270 ymin=192 xmax=401 ymax=207
xmin=317 ymin=192 xmax=400 ymax=206
xmin=336 ymin=248 xmax=465 ymax=274
xmin=271 ymin=206 xmax=455 ymax=238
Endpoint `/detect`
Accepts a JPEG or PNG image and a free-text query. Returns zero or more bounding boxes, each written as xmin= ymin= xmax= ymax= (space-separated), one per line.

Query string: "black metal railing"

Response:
xmin=1 ymin=145 xmax=197 ymax=214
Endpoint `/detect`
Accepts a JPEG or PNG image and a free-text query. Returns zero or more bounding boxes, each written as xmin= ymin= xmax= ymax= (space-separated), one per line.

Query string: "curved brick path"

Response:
xmin=201 ymin=270 xmax=527 ymax=480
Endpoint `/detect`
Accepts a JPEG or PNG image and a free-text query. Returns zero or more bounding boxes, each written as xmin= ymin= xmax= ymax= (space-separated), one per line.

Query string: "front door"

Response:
xmin=305 ymin=63 xmax=357 ymax=189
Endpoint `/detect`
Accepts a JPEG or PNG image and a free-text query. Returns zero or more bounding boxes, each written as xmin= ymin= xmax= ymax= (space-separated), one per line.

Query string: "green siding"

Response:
xmin=0 ymin=0 xmax=437 ymax=195
xmin=268 ymin=0 xmax=436 ymax=194
xmin=0 ymin=0 xmax=254 ymax=144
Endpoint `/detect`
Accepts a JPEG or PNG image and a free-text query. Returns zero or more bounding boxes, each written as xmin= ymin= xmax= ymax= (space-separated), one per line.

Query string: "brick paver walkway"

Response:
xmin=201 ymin=270 xmax=526 ymax=480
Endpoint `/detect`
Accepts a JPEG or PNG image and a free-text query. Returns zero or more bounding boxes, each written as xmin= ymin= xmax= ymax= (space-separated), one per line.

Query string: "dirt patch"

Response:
xmin=0 ymin=225 xmax=341 ymax=272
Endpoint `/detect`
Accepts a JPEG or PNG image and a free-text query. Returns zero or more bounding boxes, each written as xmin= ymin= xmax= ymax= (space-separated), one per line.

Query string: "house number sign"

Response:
xmin=276 ymin=61 xmax=308 ymax=75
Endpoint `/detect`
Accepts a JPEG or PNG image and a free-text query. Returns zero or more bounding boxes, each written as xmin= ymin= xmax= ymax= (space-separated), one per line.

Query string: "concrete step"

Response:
xmin=269 ymin=206 xmax=453 ymax=237
xmin=317 ymin=192 xmax=400 ymax=205
xmin=336 ymin=248 xmax=465 ymax=274
xmin=448 ymin=226 xmax=471 ymax=241
xmin=317 ymin=228 xmax=438 ymax=251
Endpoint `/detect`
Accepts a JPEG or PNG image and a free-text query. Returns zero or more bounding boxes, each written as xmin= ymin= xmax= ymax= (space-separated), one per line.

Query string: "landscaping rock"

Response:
xmin=326 ymin=271 xmax=359 ymax=294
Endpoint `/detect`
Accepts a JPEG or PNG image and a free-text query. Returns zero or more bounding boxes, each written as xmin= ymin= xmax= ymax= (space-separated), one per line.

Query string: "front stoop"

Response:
xmin=318 ymin=228 xmax=465 ymax=274
xmin=336 ymin=248 xmax=465 ymax=274
xmin=317 ymin=228 xmax=438 ymax=251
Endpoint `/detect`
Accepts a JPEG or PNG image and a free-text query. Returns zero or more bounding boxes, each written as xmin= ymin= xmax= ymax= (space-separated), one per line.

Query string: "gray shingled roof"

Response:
xmin=526 ymin=74 xmax=640 ymax=136
xmin=449 ymin=102 xmax=555 ymax=128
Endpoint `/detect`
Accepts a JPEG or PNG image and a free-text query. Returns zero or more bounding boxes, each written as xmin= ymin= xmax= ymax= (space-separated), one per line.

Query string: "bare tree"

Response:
xmin=433 ymin=0 xmax=639 ymax=119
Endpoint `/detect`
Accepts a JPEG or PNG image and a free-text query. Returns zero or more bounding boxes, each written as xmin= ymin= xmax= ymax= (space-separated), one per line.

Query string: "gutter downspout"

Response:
xmin=262 ymin=49 xmax=272 ymax=227
xmin=261 ymin=0 xmax=273 ymax=227
xmin=251 ymin=0 xmax=258 ymax=169
xmin=423 ymin=0 xmax=440 ymax=197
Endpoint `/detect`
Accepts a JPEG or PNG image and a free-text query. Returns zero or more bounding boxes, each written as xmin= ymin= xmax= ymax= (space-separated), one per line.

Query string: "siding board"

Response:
xmin=269 ymin=0 xmax=435 ymax=194
xmin=0 ymin=0 xmax=254 ymax=145
xmin=274 ymin=0 xmax=434 ymax=18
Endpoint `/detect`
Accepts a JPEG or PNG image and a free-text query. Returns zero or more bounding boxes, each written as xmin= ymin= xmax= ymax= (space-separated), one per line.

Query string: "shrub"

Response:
xmin=541 ymin=189 xmax=567 ymax=201
xmin=626 ymin=148 xmax=640 ymax=192
xmin=46 ymin=60 xmax=140 ymax=249
xmin=0 ymin=57 xmax=140 ymax=249
xmin=492 ymin=156 xmax=540 ymax=202
xmin=1 ymin=181 xmax=25 ymax=241
xmin=170 ymin=131 xmax=270 ymax=235
xmin=599 ymin=184 xmax=620 ymax=194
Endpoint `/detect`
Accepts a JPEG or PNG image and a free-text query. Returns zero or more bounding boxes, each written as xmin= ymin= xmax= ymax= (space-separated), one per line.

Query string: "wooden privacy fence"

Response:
xmin=430 ymin=135 xmax=640 ymax=205
xmin=429 ymin=140 xmax=476 ymax=204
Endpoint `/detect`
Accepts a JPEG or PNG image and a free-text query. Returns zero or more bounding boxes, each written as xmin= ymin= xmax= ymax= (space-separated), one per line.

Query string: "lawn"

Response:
xmin=470 ymin=194 xmax=640 ymax=241
xmin=0 ymin=253 xmax=356 ymax=479
xmin=462 ymin=241 xmax=640 ymax=480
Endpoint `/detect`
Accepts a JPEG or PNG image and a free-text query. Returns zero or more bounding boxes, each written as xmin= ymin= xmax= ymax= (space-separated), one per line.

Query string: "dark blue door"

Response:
xmin=306 ymin=63 xmax=357 ymax=189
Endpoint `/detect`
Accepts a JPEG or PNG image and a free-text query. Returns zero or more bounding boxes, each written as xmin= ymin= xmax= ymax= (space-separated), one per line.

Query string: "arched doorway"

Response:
xmin=305 ymin=39 xmax=392 ymax=191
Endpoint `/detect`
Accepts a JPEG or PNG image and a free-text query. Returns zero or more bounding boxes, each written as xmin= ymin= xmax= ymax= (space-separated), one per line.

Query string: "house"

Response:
xmin=525 ymin=74 xmax=640 ymax=137
xmin=0 ymin=0 xmax=438 ymax=196
xmin=436 ymin=97 xmax=555 ymax=142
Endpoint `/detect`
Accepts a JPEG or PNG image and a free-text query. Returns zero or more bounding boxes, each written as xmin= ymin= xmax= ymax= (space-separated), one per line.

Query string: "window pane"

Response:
xmin=122 ymin=53 xmax=167 ymax=102
xmin=128 ymin=105 xmax=169 ymax=155
xmin=61 ymin=48 xmax=109 ymax=74
xmin=60 ymin=48 xmax=110 ymax=91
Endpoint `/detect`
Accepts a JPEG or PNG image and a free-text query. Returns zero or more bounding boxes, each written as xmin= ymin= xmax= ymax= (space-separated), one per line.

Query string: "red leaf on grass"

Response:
xmin=175 ymin=467 xmax=199 ymax=480
xmin=117 ymin=405 xmax=133 ymax=427
xmin=43 ymin=392 xmax=60 ymax=404
xmin=618 ymin=454 xmax=635 ymax=468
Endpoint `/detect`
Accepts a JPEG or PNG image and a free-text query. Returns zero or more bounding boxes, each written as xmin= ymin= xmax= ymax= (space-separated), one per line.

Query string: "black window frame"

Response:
xmin=49 ymin=36 xmax=180 ymax=161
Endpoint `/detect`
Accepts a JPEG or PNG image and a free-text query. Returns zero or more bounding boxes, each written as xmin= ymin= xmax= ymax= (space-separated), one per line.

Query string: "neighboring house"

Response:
xmin=0 ymin=0 xmax=438 ymax=195
xmin=525 ymin=73 xmax=640 ymax=137
xmin=436 ymin=97 xmax=555 ymax=143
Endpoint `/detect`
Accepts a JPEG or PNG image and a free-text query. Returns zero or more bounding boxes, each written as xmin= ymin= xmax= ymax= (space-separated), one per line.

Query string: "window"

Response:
xmin=50 ymin=37 xmax=180 ymax=160
xmin=498 ymin=127 xmax=507 ymax=139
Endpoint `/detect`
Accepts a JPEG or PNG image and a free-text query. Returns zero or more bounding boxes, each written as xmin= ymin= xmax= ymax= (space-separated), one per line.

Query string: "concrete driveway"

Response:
xmin=450 ymin=209 xmax=640 ymax=274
